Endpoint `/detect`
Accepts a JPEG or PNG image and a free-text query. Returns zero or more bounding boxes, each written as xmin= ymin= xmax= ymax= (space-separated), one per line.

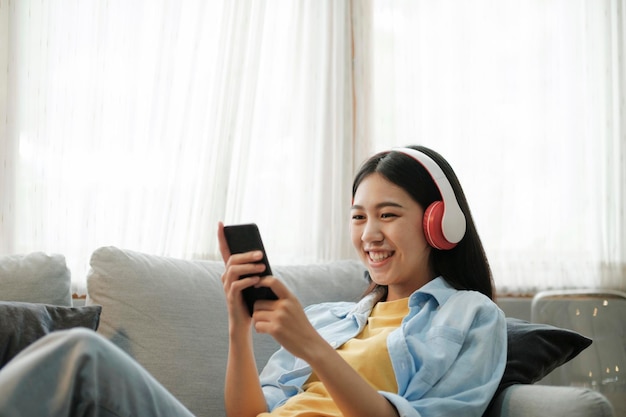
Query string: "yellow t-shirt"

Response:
xmin=259 ymin=297 xmax=409 ymax=417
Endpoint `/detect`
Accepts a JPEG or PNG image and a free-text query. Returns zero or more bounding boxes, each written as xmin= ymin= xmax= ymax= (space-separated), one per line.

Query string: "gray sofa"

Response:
xmin=1 ymin=248 xmax=615 ymax=417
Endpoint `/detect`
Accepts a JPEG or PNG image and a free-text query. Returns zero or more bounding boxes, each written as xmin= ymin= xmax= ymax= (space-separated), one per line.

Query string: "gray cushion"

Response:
xmin=486 ymin=384 xmax=614 ymax=417
xmin=85 ymin=246 xmax=368 ymax=417
xmin=0 ymin=252 xmax=72 ymax=306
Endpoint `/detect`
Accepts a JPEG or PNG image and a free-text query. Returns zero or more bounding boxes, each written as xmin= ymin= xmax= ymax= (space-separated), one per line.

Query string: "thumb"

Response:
xmin=217 ymin=221 xmax=231 ymax=262
xmin=258 ymin=275 xmax=292 ymax=300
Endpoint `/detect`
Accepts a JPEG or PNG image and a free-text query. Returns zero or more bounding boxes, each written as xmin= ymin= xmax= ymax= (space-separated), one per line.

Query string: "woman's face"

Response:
xmin=351 ymin=172 xmax=434 ymax=300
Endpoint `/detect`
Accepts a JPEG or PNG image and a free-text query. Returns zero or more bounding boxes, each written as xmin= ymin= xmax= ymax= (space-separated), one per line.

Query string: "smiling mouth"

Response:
xmin=367 ymin=251 xmax=394 ymax=262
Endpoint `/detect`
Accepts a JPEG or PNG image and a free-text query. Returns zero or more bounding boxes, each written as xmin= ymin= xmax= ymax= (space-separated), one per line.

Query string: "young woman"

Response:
xmin=219 ymin=146 xmax=507 ymax=417
xmin=0 ymin=146 xmax=506 ymax=417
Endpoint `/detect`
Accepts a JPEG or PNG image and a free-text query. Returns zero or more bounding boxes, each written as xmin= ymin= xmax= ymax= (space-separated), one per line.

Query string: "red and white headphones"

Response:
xmin=393 ymin=147 xmax=467 ymax=250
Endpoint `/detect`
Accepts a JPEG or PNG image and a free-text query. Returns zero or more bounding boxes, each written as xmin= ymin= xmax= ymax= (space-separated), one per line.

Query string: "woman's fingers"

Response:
xmin=252 ymin=275 xmax=290 ymax=299
xmin=226 ymin=276 xmax=260 ymax=301
xmin=218 ymin=222 xmax=267 ymax=321
xmin=223 ymin=256 xmax=265 ymax=281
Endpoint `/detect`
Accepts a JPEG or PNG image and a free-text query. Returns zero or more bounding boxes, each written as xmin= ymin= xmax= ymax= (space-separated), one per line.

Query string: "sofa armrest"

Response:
xmin=486 ymin=384 xmax=614 ymax=417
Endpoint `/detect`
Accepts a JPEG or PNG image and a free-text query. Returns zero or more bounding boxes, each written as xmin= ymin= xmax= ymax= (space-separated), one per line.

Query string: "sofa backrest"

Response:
xmin=0 ymin=252 xmax=72 ymax=306
xmin=86 ymin=246 xmax=368 ymax=417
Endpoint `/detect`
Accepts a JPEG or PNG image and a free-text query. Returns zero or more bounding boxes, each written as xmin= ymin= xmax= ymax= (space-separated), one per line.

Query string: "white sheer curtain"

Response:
xmin=1 ymin=0 xmax=624 ymax=294
xmin=366 ymin=0 xmax=626 ymax=293
xmin=0 ymin=0 xmax=356 ymax=291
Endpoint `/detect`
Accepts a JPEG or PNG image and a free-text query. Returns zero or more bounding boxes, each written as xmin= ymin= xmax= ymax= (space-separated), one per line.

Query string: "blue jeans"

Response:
xmin=0 ymin=328 xmax=195 ymax=417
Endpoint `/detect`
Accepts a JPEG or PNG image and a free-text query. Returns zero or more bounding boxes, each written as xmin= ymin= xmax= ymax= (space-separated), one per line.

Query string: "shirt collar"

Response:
xmin=408 ymin=276 xmax=455 ymax=308
xmin=344 ymin=276 xmax=455 ymax=317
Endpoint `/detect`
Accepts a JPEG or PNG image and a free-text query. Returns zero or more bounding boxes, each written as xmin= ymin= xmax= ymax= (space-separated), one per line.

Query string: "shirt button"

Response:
xmin=330 ymin=341 xmax=338 ymax=348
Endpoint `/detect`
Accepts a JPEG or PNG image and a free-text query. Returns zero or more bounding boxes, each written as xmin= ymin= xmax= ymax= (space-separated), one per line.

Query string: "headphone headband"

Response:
xmin=392 ymin=147 xmax=467 ymax=244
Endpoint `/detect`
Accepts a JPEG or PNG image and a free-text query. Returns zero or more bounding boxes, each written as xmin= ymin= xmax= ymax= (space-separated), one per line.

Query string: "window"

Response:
xmin=368 ymin=0 xmax=625 ymax=293
xmin=1 ymin=0 xmax=624 ymax=294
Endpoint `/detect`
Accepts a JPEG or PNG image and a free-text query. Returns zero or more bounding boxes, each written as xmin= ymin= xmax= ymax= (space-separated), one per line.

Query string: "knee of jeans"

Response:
xmin=55 ymin=328 xmax=108 ymax=354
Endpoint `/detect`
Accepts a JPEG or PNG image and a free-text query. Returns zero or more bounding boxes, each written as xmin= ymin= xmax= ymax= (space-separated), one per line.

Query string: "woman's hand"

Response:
xmin=218 ymin=222 xmax=270 ymax=417
xmin=218 ymin=222 xmax=398 ymax=417
xmin=218 ymin=222 xmax=323 ymax=359
xmin=217 ymin=222 xmax=266 ymax=330
xmin=251 ymin=276 xmax=327 ymax=361
xmin=254 ymin=276 xmax=400 ymax=417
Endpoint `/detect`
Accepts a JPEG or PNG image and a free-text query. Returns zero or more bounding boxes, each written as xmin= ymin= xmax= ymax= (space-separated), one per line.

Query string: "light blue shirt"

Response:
xmin=259 ymin=277 xmax=507 ymax=417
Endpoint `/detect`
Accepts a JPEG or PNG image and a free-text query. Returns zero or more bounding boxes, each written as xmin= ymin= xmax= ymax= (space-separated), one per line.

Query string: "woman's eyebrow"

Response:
xmin=351 ymin=201 xmax=404 ymax=210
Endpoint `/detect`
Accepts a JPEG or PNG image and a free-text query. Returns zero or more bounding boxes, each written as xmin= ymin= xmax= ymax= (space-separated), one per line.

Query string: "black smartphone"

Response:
xmin=223 ymin=223 xmax=278 ymax=315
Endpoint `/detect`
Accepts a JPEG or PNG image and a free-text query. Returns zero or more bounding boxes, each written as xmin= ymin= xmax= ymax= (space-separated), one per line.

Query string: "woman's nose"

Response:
xmin=361 ymin=220 xmax=383 ymax=243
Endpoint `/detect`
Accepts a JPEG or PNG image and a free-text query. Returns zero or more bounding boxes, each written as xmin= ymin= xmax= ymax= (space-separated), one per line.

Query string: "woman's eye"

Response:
xmin=351 ymin=214 xmax=365 ymax=220
xmin=381 ymin=213 xmax=398 ymax=219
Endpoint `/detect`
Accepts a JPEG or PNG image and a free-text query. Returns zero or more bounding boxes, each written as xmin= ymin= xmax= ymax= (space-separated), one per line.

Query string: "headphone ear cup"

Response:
xmin=423 ymin=201 xmax=457 ymax=250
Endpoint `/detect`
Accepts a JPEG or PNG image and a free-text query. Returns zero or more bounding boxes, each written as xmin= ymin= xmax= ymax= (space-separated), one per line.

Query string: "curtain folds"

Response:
xmin=1 ymin=0 xmax=624 ymax=294
xmin=1 ymin=0 xmax=356 ymax=291
xmin=369 ymin=0 xmax=626 ymax=293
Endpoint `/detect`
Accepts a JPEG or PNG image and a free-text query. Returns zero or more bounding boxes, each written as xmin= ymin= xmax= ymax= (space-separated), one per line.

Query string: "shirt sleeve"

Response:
xmin=382 ymin=292 xmax=507 ymax=417
xmin=259 ymin=345 xmax=304 ymax=411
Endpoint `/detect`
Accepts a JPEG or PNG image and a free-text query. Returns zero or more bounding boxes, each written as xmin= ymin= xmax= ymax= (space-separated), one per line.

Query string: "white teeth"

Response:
xmin=369 ymin=251 xmax=392 ymax=262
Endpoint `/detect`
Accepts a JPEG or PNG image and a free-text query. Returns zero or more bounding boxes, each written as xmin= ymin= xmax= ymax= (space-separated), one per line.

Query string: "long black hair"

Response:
xmin=352 ymin=145 xmax=495 ymax=300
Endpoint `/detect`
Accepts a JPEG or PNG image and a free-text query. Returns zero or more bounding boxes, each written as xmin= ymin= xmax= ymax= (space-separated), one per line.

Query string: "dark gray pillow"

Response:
xmin=484 ymin=318 xmax=592 ymax=416
xmin=501 ymin=317 xmax=592 ymax=389
xmin=0 ymin=301 xmax=102 ymax=369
